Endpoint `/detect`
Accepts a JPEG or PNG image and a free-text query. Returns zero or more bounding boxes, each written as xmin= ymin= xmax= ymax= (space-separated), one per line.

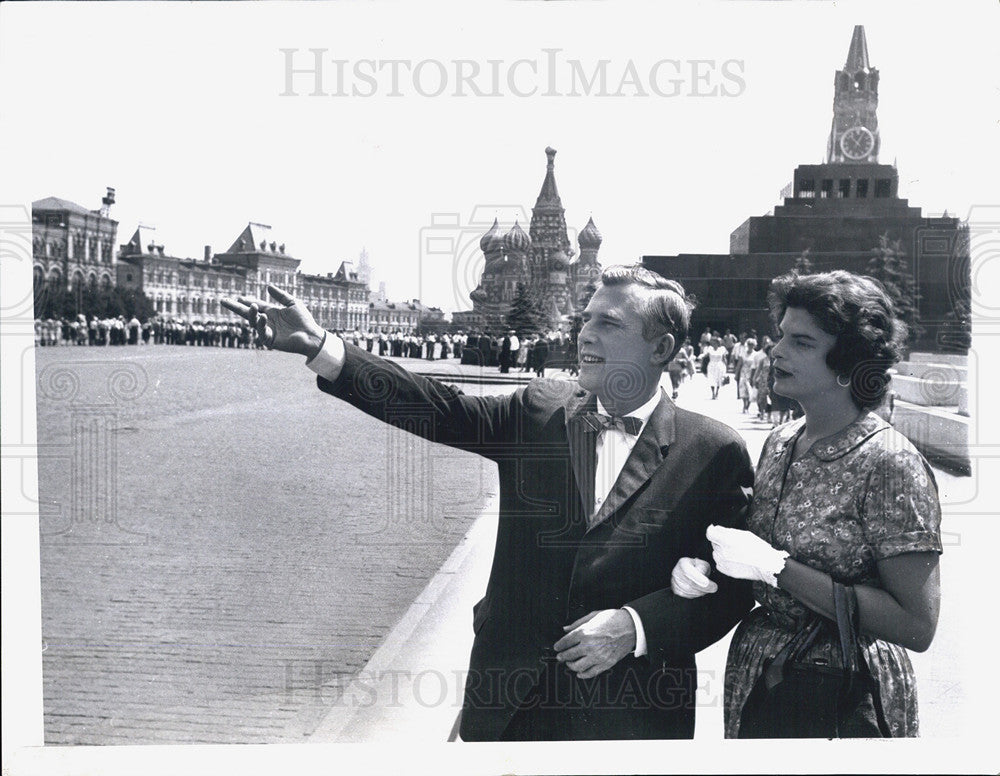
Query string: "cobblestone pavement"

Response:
xmin=35 ymin=349 xmax=969 ymax=742
xmin=36 ymin=347 xmax=508 ymax=744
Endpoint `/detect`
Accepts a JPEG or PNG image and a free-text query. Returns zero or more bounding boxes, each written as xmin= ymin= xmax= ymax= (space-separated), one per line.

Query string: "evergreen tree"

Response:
xmin=867 ymin=233 xmax=922 ymax=344
xmin=505 ymin=282 xmax=547 ymax=338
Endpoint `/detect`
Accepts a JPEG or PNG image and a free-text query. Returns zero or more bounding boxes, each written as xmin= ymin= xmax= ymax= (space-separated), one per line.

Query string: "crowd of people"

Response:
xmin=34 ymin=315 xmax=259 ymax=348
xmin=663 ymin=326 xmax=801 ymax=426
xmin=32 ymin=314 xmax=582 ymax=377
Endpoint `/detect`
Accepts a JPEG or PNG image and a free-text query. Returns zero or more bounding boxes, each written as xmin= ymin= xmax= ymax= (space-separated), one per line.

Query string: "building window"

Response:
xmin=819 ymin=179 xmax=833 ymax=198
xmin=126 ymin=273 xmax=133 ymax=282
xmin=875 ymin=179 xmax=892 ymax=198
xmin=856 ymin=179 xmax=869 ymax=198
xmin=798 ymin=179 xmax=815 ymax=199
xmin=838 ymin=179 xmax=851 ymax=198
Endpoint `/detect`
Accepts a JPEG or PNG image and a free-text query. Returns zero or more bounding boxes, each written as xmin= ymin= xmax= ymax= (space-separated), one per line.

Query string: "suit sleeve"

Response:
xmin=626 ymin=438 xmax=755 ymax=665
xmin=316 ymin=341 xmax=519 ymax=458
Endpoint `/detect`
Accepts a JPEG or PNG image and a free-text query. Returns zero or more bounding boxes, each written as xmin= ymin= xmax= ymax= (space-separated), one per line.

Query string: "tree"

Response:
xmin=505 ymin=282 xmax=547 ymax=338
xmin=867 ymin=233 xmax=922 ymax=345
xmin=793 ymin=249 xmax=813 ymax=274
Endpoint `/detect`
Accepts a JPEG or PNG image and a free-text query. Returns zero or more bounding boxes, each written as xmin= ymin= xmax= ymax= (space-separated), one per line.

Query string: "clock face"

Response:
xmin=840 ymin=126 xmax=875 ymax=160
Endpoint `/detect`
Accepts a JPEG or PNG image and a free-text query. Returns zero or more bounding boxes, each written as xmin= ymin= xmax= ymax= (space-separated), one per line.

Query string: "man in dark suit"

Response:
xmin=223 ymin=264 xmax=753 ymax=741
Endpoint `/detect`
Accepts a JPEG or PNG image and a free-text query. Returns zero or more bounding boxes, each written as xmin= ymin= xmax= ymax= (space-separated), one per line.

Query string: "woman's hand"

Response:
xmin=706 ymin=524 xmax=789 ymax=588
xmin=670 ymin=557 xmax=718 ymax=598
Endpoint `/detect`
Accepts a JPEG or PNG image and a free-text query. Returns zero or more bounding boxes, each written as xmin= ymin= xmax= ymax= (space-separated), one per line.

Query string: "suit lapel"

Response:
xmin=565 ymin=392 xmax=598 ymax=518
xmin=588 ymin=389 xmax=676 ymax=531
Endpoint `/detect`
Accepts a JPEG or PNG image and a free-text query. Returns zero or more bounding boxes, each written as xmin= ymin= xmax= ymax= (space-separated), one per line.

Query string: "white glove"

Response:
xmin=671 ymin=557 xmax=718 ymax=599
xmin=706 ymin=524 xmax=789 ymax=588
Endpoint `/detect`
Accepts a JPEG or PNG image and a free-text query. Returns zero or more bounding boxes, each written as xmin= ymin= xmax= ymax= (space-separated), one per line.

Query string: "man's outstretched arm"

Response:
xmin=223 ymin=285 xmax=517 ymax=454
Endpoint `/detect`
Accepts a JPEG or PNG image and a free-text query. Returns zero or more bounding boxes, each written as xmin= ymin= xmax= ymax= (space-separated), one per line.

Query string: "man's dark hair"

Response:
xmin=768 ymin=270 xmax=906 ymax=411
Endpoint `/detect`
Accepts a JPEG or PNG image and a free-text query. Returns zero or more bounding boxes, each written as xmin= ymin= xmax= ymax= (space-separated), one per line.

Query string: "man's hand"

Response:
xmin=553 ymin=609 xmax=636 ymax=680
xmin=221 ymin=285 xmax=326 ymax=358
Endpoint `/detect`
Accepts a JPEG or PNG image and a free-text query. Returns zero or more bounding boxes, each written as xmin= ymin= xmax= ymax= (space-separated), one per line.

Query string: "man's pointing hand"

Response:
xmin=222 ymin=284 xmax=326 ymax=359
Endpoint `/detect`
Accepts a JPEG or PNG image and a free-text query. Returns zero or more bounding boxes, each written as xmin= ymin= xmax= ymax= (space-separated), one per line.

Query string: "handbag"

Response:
xmin=738 ymin=581 xmax=892 ymax=738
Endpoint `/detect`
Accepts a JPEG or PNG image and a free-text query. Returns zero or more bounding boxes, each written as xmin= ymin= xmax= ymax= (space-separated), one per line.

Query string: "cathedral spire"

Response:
xmin=845 ymin=25 xmax=870 ymax=72
xmin=529 ymin=146 xmax=573 ymax=261
xmin=534 ymin=146 xmax=562 ymax=210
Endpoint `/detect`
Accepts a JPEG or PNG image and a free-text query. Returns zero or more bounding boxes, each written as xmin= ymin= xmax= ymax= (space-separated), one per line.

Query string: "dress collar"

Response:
xmin=774 ymin=412 xmax=889 ymax=461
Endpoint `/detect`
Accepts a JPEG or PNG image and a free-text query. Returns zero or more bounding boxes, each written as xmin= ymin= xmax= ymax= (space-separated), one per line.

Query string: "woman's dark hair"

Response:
xmin=767 ymin=270 xmax=907 ymax=411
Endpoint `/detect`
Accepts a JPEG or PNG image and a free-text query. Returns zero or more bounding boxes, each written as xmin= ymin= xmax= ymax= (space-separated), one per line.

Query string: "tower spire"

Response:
xmin=826 ymin=26 xmax=880 ymax=163
xmin=534 ymin=146 xmax=562 ymax=210
xmin=845 ymin=25 xmax=870 ymax=72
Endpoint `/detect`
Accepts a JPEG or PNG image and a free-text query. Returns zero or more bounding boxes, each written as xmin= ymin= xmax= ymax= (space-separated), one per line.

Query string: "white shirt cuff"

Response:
xmin=305 ymin=332 xmax=345 ymax=382
xmin=621 ymin=606 xmax=647 ymax=658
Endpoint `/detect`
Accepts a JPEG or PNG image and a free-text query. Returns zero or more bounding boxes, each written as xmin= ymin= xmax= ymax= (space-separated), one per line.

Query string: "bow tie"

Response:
xmin=580 ymin=412 xmax=643 ymax=436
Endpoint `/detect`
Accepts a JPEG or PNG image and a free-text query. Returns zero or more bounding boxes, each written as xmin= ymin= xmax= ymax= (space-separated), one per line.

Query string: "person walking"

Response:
xmin=704 ymin=335 xmax=728 ymax=399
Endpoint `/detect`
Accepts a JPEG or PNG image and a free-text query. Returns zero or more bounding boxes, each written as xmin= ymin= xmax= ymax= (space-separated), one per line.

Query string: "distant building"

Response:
xmin=458 ymin=147 xmax=603 ymax=332
xmin=450 ymin=308 xmax=485 ymax=331
xmin=117 ymin=222 xmax=370 ymax=329
xmin=368 ymin=299 xmax=419 ymax=333
xmin=117 ymin=226 xmax=246 ymax=319
xmin=366 ymin=297 xmax=446 ymax=333
xmin=32 ymin=188 xmax=119 ymax=297
xmin=298 ymin=261 xmax=370 ymax=331
xmin=643 ymin=26 xmax=969 ymax=352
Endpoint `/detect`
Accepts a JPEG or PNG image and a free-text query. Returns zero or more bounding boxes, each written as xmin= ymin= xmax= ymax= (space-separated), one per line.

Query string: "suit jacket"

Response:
xmin=319 ymin=343 xmax=754 ymax=740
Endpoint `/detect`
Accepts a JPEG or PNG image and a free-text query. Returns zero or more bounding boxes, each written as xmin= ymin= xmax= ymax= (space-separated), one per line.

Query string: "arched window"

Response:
xmin=100 ymin=274 xmax=112 ymax=291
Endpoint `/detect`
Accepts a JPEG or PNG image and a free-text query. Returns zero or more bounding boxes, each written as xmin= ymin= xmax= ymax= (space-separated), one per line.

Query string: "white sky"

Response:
xmin=1 ymin=1 xmax=997 ymax=314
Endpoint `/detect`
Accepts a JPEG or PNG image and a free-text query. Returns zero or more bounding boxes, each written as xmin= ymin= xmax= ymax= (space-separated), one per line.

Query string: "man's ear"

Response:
xmin=651 ymin=333 xmax=675 ymax=368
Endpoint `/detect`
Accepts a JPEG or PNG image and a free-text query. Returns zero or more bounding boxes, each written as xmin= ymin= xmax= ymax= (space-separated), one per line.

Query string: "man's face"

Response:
xmin=577 ymin=284 xmax=667 ymax=405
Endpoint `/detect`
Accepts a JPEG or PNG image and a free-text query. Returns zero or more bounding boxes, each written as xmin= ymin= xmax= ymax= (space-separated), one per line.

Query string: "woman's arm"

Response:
xmin=776 ymin=551 xmax=940 ymax=652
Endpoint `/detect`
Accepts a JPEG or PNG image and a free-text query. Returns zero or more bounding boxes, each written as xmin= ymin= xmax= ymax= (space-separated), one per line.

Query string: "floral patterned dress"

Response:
xmin=724 ymin=413 xmax=943 ymax=737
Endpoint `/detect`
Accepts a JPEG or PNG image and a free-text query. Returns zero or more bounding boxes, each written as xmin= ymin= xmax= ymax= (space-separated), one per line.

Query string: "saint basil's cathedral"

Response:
xmin=456 ymin=147 xmax=603 ymax=333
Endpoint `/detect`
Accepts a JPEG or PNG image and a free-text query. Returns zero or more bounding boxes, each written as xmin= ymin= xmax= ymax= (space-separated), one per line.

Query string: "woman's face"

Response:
xmin=770 ymin=307 xmax=841 ymax=404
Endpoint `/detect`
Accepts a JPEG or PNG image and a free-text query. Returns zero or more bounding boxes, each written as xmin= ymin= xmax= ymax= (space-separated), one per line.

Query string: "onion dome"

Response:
xmin=503 ymin=220 xmax=531 ymax=253
xmin=479 ymin=218 xmax=504 ymax=253
xmin=549 ymin=249 xmax=568 ymax=271
xmin=578 ymin=217 xmax=602 ymax=249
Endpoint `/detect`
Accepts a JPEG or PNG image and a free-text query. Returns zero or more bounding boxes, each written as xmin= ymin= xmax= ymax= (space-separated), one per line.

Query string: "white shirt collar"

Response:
xmin=595 ymin=389 xmax=662 ymax=427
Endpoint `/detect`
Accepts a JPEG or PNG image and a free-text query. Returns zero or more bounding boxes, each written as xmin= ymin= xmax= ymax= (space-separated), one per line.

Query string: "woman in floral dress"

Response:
xmin=670 ymin=270 xmax=942 ymax=737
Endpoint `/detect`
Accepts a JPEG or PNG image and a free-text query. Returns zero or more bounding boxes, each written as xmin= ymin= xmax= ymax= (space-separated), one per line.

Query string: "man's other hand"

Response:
xmin=553 ymin=609 xmax=636 ymax=680
xmin=221 ymin=285 xmax=326 ymax=359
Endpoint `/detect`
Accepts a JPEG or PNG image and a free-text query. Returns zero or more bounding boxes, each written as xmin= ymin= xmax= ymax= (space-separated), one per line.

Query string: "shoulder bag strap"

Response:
xmin=833 ymin=581 xmax=892 ymax=737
